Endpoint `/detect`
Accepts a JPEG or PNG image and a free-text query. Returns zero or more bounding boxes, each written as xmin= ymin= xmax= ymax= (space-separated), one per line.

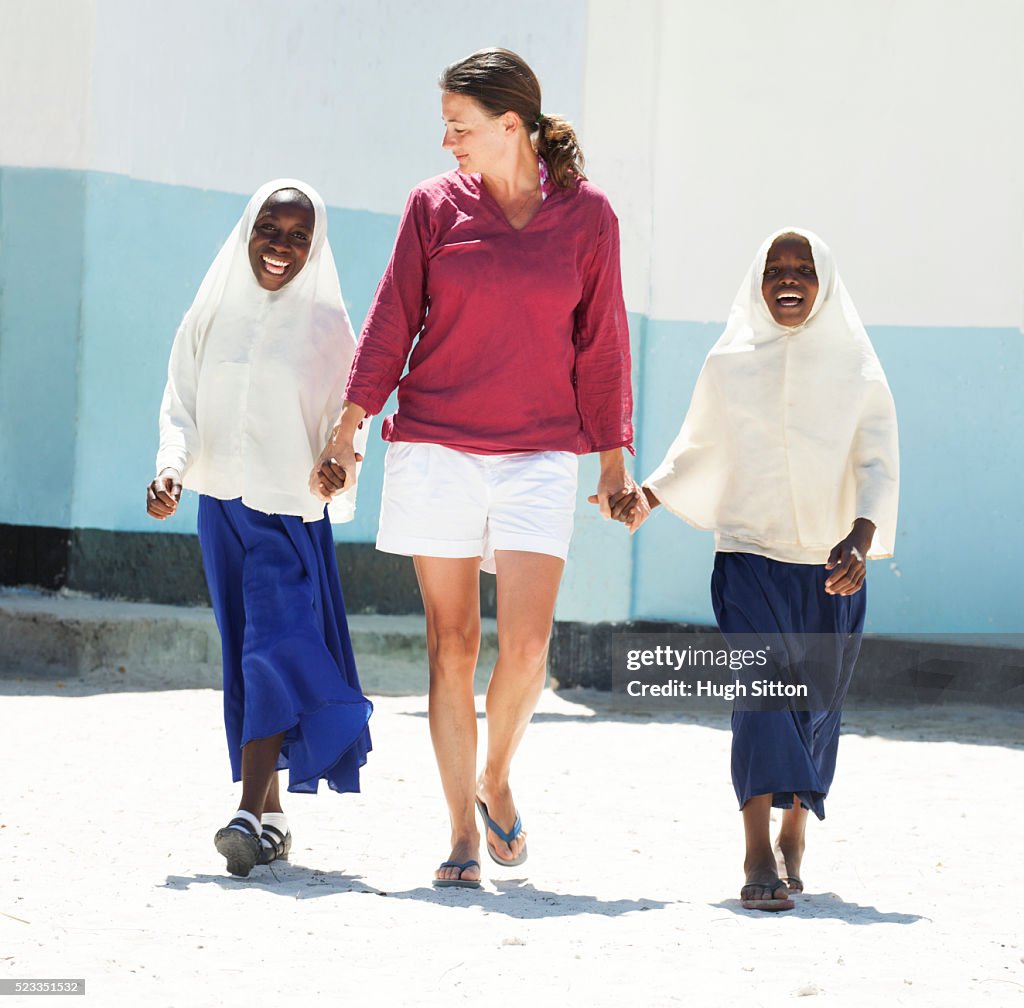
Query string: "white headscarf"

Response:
xmin=644 ymin=227 xmax=899 ymax=563
xmin=156 ymin=178 xmax=366 ymax=523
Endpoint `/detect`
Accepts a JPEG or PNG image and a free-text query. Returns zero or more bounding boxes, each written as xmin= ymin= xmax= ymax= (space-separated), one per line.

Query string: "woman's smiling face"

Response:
xmin=761 ymin=235 xmax=819 ymax=326
xmin=248 ymin=189 xmax=315 ymax=291
xmin=440 ymin=91 xmax=509 ymax=175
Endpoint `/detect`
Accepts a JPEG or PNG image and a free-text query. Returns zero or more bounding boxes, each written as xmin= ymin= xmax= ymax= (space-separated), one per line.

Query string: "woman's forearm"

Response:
xmin=329 ymin=401 xmax=368 ymax=444
xmin=599 ymin=447 xmax=627 ymax=476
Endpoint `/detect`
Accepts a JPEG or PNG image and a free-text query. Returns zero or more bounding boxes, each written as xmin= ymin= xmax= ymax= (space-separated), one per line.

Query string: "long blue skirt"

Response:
xmin=711 ymin=551 xmax=865 ymax=820
xmin=197 ymin=496 xmax=372 ymax=794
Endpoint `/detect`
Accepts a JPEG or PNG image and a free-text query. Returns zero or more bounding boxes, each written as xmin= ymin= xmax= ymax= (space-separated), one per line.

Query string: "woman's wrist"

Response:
xmin=329 ymin=401 xmax=368 ymax=447
xmin=328 ymin=426 xmax=355 ymax=449
xmin=598 ymin=447 xmax=626 ymax=477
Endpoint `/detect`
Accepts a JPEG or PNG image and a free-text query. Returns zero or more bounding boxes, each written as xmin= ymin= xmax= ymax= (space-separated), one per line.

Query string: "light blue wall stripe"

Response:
xmin=0 ymin=168 xmax=86 ymax=529
xmin=629 ymin=319 xmax=720 ymax=625
xmin=555 ymin=312 xmax=646 ymax=624
xmin=867 ymin=324 xmax=1023 ymax=633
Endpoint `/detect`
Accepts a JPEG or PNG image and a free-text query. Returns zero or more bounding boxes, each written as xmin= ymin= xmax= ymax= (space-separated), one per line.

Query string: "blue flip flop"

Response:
xmin=432 ymin=859 xmax=482 ymax=889
xmin=475 ymin=797 xmax=527 ymax=867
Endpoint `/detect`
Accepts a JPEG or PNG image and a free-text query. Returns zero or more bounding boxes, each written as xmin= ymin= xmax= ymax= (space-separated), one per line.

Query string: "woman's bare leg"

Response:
xmin=414 ymin=556 xmax=483 ymax=884
xmin=477 ymin=550 xmax=565 ymax=862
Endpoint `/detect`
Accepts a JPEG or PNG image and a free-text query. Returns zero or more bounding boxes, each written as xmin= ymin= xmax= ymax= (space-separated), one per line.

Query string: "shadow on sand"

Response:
xmin=711 ymin=891 xmax=924 ymax=925
xmin=163 ymin=864 xmax=670 ymax=920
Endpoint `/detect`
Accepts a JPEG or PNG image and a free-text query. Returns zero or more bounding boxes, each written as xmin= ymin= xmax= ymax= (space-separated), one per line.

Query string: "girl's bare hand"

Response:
xmin=147 ymin=469 xmax=182 ymax=519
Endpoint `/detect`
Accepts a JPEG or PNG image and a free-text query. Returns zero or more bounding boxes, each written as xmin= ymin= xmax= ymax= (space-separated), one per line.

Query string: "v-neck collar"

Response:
xmin=471 ymin=157 xmax=556 ymax=233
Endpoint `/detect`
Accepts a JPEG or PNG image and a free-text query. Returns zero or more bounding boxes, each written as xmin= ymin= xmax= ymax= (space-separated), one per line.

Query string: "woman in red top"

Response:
xmin=312 ymin=48 xmax=637 ymax=888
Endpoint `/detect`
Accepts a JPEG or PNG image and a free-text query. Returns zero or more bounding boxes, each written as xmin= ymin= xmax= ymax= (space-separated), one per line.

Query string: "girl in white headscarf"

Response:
xmin=624 ymin=228 xmax=898 ymax=911
xmin=146 ymin=180 xmax=372 ymax=878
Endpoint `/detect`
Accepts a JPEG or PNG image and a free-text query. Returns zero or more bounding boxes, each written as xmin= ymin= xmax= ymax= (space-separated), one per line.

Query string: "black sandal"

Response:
xmin=214 ymin=817 xmax=262 ymax=877
xmin=257 ymin=823 xmax=292 ymax=865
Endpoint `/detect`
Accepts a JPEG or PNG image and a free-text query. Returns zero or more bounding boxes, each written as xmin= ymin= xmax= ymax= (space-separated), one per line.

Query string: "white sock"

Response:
xmin=261 ymin=812 xmax=289 ymax=849
xmin=228 ymin=809 xmax=261 ymax=836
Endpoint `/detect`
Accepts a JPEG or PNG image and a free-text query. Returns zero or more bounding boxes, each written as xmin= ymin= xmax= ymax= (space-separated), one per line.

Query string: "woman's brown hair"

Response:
xmin=439 ymin=47 xmax=586 ymax=189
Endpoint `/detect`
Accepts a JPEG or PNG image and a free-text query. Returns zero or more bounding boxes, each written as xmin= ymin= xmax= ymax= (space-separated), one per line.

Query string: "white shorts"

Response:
xmin=376 ymin=442 xmax=579 ymax=574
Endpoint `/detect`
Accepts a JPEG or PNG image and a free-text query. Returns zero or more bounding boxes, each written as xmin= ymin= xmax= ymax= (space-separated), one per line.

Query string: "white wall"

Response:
xmin=0 ymin=0 xmax=96 ymax=167
xmin=582 ymin=0 xmax=660 ymax=316
xmin=3 ymin=0 xmax=586 ymax=215
xmin=11 ymin=0 xmax=1019 ymax=328
xmin=585 ymin=0 xmax=1024 ymax=329
xmin=4 ymin=0 xmax=1024 ymax=633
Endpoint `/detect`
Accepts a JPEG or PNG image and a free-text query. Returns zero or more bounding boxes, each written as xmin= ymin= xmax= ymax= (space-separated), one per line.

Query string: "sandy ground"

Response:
xmin=1 ymin=672 xmax=1022 ymax=1007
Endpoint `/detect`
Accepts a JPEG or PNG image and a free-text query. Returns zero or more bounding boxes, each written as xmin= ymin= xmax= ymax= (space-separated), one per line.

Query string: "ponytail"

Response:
xmin=534 ymin=113 xmax=586 ymax=189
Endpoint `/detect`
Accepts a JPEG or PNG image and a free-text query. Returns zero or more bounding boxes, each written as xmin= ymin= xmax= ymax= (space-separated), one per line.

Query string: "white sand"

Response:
xmin=1 ymin=677 xmax=1022 ymax=1007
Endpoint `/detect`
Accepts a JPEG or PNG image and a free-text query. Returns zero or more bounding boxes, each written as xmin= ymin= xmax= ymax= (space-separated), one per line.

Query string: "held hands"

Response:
xmin=588 ymin=483 xmax=654 ymax=533
xmin=309 ymin=431 xmax=362 ymax=502
xmin=586 ymin=452 xmax=653 ymax=534
xmin=311 ymin=404 xmax=368 ymax=502
xmin=146 ymin=468 xmax=182 ymax=520
xmin=824 ymin=518 xmax=876 ymax=595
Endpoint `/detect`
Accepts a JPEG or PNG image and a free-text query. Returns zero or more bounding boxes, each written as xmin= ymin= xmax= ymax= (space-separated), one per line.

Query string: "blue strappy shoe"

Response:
xmin=432 ymin=859 xmax=482 ymax=889
xmin=475 ymin=797 xmax=528 ymax=867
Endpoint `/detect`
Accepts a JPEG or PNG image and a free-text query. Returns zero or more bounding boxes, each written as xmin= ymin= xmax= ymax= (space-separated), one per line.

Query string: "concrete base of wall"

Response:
xmin=550 ymin=620 xmax=1024 ymax=710
xmin=3 ymin=591 xmax=1023 ymax=711
xmin=0 ymin=591 xmax=499 ymax=696
xmin=0 ymin=524 xmax=497 ymax=616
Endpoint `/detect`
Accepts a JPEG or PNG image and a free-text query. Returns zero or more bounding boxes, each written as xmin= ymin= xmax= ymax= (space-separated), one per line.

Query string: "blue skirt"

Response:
xmin=197 ymin=496 xmax=372 ymax=794
xmin=711 ymin=552 xmax=865 ymax=820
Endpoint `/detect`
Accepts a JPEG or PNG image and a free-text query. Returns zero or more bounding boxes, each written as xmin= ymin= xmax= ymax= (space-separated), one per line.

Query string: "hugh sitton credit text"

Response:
xmin=626 ymin=680 xmax=809 ymax=699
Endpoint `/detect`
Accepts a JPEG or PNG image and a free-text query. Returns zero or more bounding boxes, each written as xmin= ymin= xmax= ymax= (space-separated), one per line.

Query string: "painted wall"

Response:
xmin=2 ymin=0 xmax=1023 ymax=633
xmin=0 ymin=169 xmax=86 ymax=530
xmin=0 ymin=0 xmax=588 ymax=541
xmin=564 ymin=0 xmax=1024 ymax=632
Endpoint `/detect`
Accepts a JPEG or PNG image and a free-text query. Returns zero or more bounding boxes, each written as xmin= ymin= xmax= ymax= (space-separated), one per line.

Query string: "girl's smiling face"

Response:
xmin=248 ymin=189 xmax=315 ymax=291
xmin=761 ymin=235 xmax=819 ymax=326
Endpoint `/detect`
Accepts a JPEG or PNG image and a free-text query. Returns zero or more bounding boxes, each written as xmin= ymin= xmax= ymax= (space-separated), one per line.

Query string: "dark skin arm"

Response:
xmin=824 ymin=517 xmax=875 ymax=595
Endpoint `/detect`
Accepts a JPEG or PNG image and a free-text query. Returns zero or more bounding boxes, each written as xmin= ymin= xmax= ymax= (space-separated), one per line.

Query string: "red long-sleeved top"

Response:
xmin=344 ymin=170 xmax=633 ymax=455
